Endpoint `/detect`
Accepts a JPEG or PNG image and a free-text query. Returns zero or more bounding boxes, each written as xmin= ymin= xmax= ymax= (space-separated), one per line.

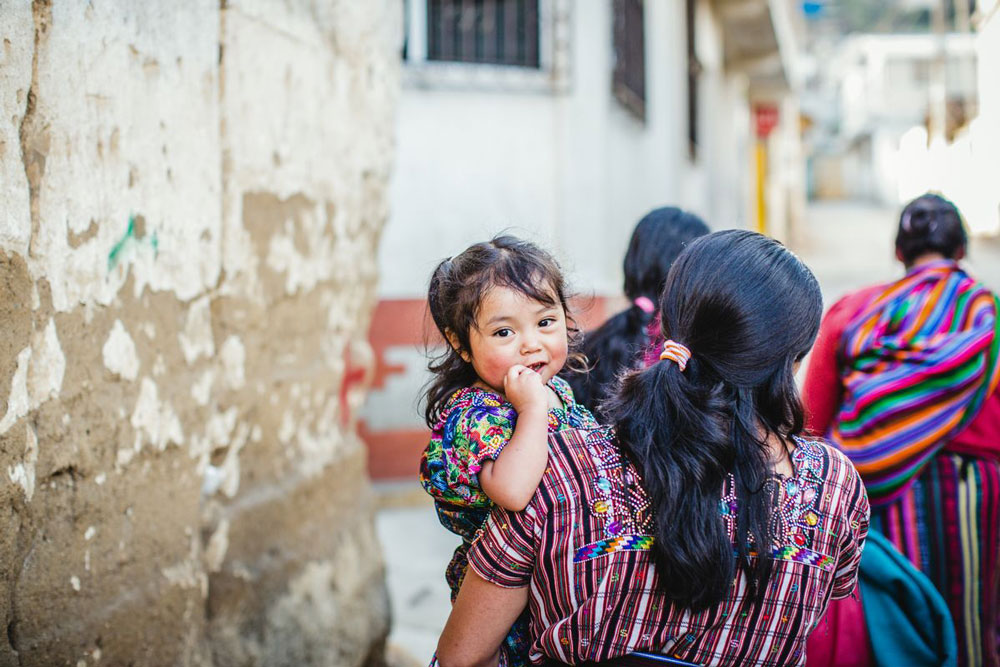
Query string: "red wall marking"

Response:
xmin=361 ymin=296 xmax=613 ymax=479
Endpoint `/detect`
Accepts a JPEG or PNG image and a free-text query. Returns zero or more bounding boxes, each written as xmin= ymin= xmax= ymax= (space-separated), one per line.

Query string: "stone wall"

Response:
xmin=0 ymin=1 xmax=400 ymax=665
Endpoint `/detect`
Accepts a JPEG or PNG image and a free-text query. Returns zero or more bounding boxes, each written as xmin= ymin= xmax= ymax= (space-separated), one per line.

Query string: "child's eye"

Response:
xmin=539 ymin=318 xmax=555 ymax=327
xmin=493 ymin=328 xmax=514 ymax=338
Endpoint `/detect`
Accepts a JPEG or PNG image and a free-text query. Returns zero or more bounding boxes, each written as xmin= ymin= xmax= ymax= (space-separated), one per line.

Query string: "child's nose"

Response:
xmin=520 ymin=334 xmax=542 ymax=353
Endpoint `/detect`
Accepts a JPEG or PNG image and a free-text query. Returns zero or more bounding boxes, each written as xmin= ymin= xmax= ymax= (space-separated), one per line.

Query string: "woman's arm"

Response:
xmin=802 ymin=309 xmax=843 ymax=436
xmin=479 ymin=365 xmax=550 ymax=511
xmin=803 ymin=287 xmax=886 ymax=436
xmin=436 ymin=571 xmax=530 ymax=667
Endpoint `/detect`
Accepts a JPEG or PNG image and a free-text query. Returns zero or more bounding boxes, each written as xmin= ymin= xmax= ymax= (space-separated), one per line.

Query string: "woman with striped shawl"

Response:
xmin=804 ymin=193 xmax=1000 ymax=666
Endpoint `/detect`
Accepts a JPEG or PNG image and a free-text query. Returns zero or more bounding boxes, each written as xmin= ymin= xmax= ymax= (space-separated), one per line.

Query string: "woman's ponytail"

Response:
xmin=608 ymin=355 xmax=749 ymax=610
xmin=608 ymin=230 xmax=822 ymax=611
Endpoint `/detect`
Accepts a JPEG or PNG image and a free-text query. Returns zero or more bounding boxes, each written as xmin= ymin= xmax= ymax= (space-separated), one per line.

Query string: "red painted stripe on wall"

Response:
xmin=362 ymin=296 xmax=614 ymax=479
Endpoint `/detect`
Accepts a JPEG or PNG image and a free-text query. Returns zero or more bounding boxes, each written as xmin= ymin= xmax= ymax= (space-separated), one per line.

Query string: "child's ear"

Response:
xmin=445 ymin=329 xmax=471 ymax=363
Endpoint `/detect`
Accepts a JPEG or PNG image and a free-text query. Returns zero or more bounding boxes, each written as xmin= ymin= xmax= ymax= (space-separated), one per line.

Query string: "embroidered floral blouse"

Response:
xmin=419 ymin=376 xmax=600 ymax=545
xmin=468 ymin=428 xmax=870 ymax=666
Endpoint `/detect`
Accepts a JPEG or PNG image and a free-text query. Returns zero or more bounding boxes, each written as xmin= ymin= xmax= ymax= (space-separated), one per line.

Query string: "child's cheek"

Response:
xmin=481 ymin=353 xmax=514 ymax=385
xmin=552 ymin=340 xmax=569 ymax=368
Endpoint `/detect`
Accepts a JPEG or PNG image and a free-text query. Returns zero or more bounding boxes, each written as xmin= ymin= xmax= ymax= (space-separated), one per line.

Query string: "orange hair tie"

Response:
xmin=659 ymin=340 xmax=691 ymax=371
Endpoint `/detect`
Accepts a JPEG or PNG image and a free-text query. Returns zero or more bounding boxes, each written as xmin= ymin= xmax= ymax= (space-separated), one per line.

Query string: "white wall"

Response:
xmin=381 ymin=0 xmax=737 ymax=301
xmin=972 ymin=5 xmax=1000 ymax=234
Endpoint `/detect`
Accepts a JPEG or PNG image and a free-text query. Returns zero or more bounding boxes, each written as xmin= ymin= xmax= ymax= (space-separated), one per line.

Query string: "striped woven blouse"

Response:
xmin=467 ymin=427 xmax=869 ymax=666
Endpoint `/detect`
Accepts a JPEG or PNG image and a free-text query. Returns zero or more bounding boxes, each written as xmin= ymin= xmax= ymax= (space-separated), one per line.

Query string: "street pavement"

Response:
xmin=374 ymin=200 xmax=1000 ymax=666
xmin=375 ymin=483 xmax=456 ymax=667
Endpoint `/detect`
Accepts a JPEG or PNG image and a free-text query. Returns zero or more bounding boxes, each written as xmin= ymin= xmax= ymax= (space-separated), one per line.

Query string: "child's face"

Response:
xmin=463 ymin=286 xmax=568 ymax=396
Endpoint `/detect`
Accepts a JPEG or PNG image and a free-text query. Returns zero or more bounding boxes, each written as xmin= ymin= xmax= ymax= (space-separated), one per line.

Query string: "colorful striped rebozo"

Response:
xmin=832 ymin=260 xmax=1000 ymax=504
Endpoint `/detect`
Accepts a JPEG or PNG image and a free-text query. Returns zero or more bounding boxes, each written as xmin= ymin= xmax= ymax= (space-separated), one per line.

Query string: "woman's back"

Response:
xmin=467 ymin=427 xmax=869 ymax=666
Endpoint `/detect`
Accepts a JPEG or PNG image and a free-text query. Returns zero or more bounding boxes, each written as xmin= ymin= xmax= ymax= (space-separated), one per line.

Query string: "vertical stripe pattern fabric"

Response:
xmin=870 ymin=452 xmax=1000 ymax=667
xmin=832 ymin=260 xmax=1000 ymax=503
xmin=467 ymin=428 xmax=869 ymax=666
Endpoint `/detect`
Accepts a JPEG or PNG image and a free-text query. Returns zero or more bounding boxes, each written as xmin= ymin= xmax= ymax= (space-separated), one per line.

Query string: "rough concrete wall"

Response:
xmin=0 ymin=1 xmax=399 ymax=665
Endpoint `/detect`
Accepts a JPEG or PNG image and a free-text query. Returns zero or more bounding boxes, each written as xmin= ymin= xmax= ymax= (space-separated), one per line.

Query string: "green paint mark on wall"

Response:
xmin=107 ymin=215 xmax=136 ymax=271
xmin=107 ymin=214 xmax=158 ymax=270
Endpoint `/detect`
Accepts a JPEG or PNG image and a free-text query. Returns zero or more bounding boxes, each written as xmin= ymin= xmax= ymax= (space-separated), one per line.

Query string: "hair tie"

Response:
xmin=633 ymin=296 xmax=655 ymax=314
xmin=659 ymin=340 xmax=691 ymax=371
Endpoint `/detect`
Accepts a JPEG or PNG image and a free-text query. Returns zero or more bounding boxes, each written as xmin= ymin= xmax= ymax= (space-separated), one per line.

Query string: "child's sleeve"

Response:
xmin=453 ymin=403 xmax=518 ymax=474
xmin=420 ymin=401 xmax=519 ymax=508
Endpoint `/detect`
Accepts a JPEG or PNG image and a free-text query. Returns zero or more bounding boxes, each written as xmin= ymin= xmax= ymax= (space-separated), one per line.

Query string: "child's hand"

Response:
xmin=503 ymin=365 xmax=548 ymax=415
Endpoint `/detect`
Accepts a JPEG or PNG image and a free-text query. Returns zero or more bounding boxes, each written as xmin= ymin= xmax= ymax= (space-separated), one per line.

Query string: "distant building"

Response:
xmin=803 ymin=33 xmax=978 ymax=205
xmin=364 ymin=0 xmax=805 ymax=479
xmin=971 ymin=0 xmax=1000 ymax=233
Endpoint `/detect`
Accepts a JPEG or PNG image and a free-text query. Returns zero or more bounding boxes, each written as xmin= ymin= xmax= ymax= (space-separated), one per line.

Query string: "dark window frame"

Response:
xmin=612 ymin=0 xmax=646 ymax=122
xmin=686 ymin=0 xmax=701 ymax=160
xmin=423 ymin=0 xmax=542 ymax=69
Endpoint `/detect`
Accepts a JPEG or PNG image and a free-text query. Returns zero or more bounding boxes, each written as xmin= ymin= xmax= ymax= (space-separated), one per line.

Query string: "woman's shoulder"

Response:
xmin=823 ymin=284 xmax=888 ymax=326
xmin=792 ymin=435 xmax=863 ymax=489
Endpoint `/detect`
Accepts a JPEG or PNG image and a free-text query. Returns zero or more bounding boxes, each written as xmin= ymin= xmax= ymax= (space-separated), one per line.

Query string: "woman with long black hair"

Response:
xmin=565 ymin=207 xmax=708 ymax=420
xmin=434 ymin=230 xmax=870 ymax=667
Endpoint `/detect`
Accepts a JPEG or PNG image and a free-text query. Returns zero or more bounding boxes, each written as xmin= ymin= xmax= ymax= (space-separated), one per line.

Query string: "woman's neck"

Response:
xmin=765 ymin=432 xmax=795 ymax=478
xmin=904 ymin=251 xmax=951 ymax=271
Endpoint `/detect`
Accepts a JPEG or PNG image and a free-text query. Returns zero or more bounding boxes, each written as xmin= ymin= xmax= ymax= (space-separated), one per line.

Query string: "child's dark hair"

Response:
xmin=565 ymin=207 xmax=709 ymax=419
xmin=603 ymin=230 xmax=822 ymax=611
xmin=895 ymin=193 xmax=967 ymax=266
xmin=423 ymin=235 xmax=582 ymax=428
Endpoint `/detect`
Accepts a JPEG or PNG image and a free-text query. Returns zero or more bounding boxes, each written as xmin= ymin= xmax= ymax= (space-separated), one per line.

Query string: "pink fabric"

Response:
xmin=633 ymin=296 xmax=655 ymax=314
xmin=805 ymin=586 xmax=874 ymax=667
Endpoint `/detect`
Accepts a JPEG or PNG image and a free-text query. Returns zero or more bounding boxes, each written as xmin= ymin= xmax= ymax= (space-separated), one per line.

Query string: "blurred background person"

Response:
xmin=803 ymin=193 xmax=1000 ymax=666
xmin=564 ymin=207 xmax=708 ymax=421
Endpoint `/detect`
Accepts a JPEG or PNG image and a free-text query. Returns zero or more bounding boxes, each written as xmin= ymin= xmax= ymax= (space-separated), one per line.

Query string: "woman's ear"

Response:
xmin=445 ymin=329 xmax=471 ymax=363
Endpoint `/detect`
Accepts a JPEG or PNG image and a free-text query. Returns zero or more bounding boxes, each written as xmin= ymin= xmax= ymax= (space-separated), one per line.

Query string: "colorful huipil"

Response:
xmin=805 ymin=259 xmax=1000 ymax=666
xmin=832 ymin=260 xmax=1000 ymax=502
xmin=419 ymin=376 xmax=599 ymax=667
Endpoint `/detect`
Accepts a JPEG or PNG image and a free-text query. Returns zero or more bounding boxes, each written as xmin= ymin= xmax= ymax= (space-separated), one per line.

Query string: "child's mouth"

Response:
xmin=528 ymin=362 xmax=546 ymax=373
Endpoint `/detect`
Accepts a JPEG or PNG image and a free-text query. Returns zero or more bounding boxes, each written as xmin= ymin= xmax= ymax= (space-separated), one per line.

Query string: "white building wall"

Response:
xmin=381 ymin=0 xmax=732 ymax=301
xmin=364 ymin=0 xmax=776 ymax=481
xmin=693 ymin=0 xmax=752 ymax=232
xmin=968 ymin=2 xmax=1000 ymax=233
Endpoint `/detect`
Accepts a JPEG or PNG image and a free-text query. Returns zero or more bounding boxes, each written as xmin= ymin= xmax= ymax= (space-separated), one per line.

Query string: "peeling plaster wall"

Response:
xmin=0 ymin=1 xmax=399 ymax=665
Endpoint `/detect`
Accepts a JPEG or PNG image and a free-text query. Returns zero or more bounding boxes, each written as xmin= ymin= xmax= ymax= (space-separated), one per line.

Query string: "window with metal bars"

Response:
xmin=686 ymin=0 xmax=701 ymax=159
xmin=612 ymin=0 xmax=646 ymax=121
xmin=425 ymin=0 xmax=541 ymax=68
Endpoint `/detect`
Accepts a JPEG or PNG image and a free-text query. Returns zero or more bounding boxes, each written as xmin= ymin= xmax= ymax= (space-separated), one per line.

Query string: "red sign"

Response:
xmin=754 ymin=104 xmax=779 ymax=139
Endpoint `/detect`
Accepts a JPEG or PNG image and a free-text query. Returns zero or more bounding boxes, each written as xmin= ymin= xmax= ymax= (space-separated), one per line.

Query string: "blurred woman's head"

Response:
xmin=605 ymin=229 xmax=823 ymax=611
xmin=623 ymin=207 xmax=710 ymax=304
xmin=895 ymin=193 xmax=967 ymax=267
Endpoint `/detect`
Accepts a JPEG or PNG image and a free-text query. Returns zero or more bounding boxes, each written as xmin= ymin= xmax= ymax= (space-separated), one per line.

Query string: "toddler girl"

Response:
xmin=419 ymin=235 xmax=599 ymax=667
